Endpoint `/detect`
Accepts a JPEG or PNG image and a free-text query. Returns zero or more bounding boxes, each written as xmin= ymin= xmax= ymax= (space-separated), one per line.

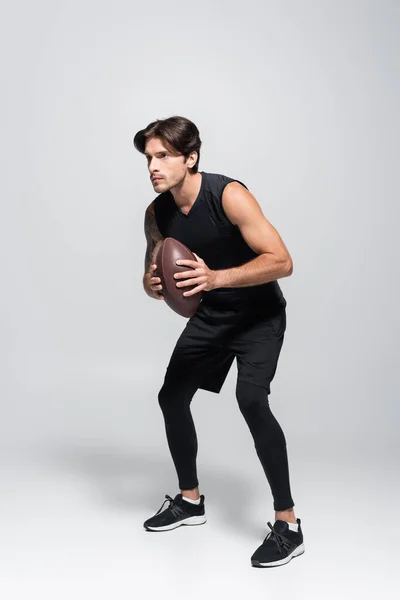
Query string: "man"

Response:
xmin=134 ymin=116 xmax=305 ymax=568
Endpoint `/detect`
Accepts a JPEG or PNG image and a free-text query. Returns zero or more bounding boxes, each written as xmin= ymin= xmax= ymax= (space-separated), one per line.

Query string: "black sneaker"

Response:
xmin=251 ymin=519 xmax=305 ymax=567
xmin=143 ymin=494 xmax=207 ymax=532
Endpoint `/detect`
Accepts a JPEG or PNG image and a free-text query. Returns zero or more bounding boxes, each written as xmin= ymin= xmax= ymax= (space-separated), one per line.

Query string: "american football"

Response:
xmin=155 ymin=237 xmax=202 ymax=318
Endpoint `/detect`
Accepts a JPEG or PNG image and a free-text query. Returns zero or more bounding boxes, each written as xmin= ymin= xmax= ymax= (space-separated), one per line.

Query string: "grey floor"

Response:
xmin=1 ymin=442 xmax=399 ymax=600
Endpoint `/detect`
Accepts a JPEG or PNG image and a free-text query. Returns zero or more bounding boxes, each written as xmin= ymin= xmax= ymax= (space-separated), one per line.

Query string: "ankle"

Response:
xmin=181 ymin=488 xmax=200 ymax=500
xmin=275 ymin=507 xmax=297 ymax=523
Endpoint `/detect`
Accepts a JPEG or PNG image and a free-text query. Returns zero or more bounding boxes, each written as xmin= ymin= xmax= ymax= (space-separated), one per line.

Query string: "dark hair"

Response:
xmin=133 ymin=115 xmax=202 ymax=174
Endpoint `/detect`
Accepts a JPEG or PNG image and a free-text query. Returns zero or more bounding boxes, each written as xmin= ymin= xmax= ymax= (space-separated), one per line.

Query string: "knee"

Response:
xmin=158 ymin=382 xmax=172 ymax=412
xmin=158 ymin=380 xmax=194 ymax=414
xmin=235 ymin=380 xmax=269 ymax=413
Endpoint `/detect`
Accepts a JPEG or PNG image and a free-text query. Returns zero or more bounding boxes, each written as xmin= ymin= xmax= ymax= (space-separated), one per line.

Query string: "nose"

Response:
xmin=148 ymin=157 xmax=160 ymax=172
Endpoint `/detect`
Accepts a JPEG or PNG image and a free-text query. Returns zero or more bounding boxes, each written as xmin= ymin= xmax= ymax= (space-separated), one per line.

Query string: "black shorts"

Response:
xmin=163 ymin=301 xmax=286 ymax=394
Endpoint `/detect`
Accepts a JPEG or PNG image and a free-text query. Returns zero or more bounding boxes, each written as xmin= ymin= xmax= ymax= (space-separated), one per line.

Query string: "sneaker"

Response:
xmin=251 ymin=519 xmax=305 ymax=567
xmin=143 ymin=494 xmax=207 ymax=532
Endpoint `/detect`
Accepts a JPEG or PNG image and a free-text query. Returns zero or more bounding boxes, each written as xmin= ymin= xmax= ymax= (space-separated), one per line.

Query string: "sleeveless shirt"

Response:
xmin=153 ymin=171 xmax=286 ymax=311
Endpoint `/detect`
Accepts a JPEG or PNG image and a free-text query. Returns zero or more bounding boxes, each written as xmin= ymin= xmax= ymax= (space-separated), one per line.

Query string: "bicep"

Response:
xmin=144 ymin=202 xmax=163 ymax=242
xmin=144 ymin=202 xmax=164 ymax=271
xmin=222 ymin=182 xmax=291 ymax=259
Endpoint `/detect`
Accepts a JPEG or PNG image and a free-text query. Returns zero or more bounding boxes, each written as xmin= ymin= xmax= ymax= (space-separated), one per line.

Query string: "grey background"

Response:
xmin=1 ymin=0 xmax=399 ymax=598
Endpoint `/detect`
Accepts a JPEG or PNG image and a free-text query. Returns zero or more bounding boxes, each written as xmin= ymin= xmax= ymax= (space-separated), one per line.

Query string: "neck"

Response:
xmin=170 ymin=172 xmax=202 ymax=210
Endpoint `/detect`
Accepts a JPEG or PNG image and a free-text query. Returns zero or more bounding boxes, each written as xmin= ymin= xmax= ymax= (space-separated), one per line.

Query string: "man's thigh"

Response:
xmin=163 ymin=303 xmax=237 ymax=392
xmin=229 ymin=307 xmax=287 ymax=393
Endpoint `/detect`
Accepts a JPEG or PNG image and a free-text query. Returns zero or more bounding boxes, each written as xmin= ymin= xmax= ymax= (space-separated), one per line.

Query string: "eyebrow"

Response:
xmin=144 ymin=150 xmax=168 ymax=158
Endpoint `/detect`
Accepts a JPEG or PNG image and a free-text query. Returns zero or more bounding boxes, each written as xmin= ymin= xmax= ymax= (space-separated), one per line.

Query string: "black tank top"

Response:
xmin=154 ymin=171 xmax=286 ymax=311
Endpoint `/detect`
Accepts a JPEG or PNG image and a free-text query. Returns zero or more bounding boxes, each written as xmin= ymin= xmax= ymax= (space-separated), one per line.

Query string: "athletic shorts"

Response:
xmin=163 ymin=300 xmax=286 ymax=394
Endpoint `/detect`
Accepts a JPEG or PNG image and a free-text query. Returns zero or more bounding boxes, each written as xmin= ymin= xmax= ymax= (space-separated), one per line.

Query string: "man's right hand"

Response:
xmin=143 ymin=264 xmax=164 ymax=300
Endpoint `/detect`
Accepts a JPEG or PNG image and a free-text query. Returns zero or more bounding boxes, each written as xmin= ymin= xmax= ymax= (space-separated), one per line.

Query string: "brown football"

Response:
xmin=154 ymin=238 xmax=202 ymax=318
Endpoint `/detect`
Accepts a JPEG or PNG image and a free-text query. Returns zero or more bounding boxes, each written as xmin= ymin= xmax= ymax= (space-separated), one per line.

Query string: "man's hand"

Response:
xmin=174 ymin=253 xmax=218 ymax=296
xmin=143 ymin=264 xmax=164 ymax=300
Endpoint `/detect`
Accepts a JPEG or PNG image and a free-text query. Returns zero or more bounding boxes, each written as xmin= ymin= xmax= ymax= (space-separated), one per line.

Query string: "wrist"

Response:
xmin=213 ymin=269 xmax=227 ymax=289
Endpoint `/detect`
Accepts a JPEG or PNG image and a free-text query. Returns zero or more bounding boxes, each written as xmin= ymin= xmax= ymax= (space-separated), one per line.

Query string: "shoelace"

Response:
xmin=265 ymin=521 xmax=293 ymax=557
xmin=155 ymin=494 xmax=185 ymax=518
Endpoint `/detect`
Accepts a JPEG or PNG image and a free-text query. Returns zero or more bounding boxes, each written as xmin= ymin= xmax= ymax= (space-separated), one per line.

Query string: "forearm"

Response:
xmin=143 ymin=240 xmax=163 ymax=280
xmin=143 ymin=203 xmax=164 ymax=278
xmin=214 ymin=253 xmax=292 ymax=288
xmin=143 ymin=241 xmax=163 ymax=297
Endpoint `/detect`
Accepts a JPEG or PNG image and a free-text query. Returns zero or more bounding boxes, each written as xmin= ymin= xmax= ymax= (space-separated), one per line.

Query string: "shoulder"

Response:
xmin=222 ymin=180 xmax=250 ymax=196
xmin=203 ymin=172 xmax=249 ymax=195
xmin=203 ymin=171 xmax=241 ymax=184
xmin=144 ymin=198 xmax=164 ymax=240
xmin=150 ymin=191 xmax=170 ymax=214
xmin=221 ymin=181 xmax=262 ymax=225
xmin=144 ymin=197 xmax=161 ymax=226
xmin=145 ymin=199 xmax=156 ymax=214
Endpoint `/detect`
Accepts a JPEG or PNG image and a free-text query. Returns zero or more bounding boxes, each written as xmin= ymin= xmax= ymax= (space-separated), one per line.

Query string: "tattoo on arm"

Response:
xmin=144 ymin=203 xmax=163 ymax=274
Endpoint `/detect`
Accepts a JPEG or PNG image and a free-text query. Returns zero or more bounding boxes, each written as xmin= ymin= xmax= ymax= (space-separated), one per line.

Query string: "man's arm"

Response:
xmin=173 ymin=182 xmax=293 ymax=297
xmin=143 ymin=201 xmax=164 ymax=297
xmin=215 ymin=182 xmax=293 ymax=288
xmin=144 ymin=201 xmax=164 ymax=275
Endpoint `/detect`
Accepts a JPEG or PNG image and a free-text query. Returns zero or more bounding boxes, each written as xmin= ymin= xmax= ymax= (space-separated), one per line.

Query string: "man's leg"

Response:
xmin=158 ymin=375 xmax=201 ymax=494
xmin=157 ymin=302 xmax=236 ymax=498
xmin=235 ymin=380 xmax=296 ymax=521
xmin=231 ymin=307 xmax=296 ymax=520
xmin=143 ymin=372 xmax=205 ymax=531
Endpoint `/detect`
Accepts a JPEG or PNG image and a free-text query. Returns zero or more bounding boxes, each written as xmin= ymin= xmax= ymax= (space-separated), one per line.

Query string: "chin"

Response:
xmin=155 ymin=181 xmax=170 ymax=192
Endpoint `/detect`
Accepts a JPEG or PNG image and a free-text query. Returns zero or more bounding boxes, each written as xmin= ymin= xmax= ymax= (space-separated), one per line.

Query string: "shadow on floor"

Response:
xmin=45 ymin=442 xmax=266 ymax=537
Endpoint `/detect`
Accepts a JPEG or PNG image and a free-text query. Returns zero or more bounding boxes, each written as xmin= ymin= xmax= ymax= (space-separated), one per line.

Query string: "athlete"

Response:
xmin=134 ymin=115 xmax=305 ymax=568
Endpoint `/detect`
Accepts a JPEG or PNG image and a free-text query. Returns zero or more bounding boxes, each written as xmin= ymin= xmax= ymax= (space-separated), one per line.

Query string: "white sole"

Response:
xmin=145 ymin=515 xmax=207 ymax=531
xmin=252 ymin=543 xmax=305 ymax=567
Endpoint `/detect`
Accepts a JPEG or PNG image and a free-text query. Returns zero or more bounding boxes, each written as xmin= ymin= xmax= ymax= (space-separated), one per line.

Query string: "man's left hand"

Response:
xmin=174 ymin=253 xmax=217 ymax=296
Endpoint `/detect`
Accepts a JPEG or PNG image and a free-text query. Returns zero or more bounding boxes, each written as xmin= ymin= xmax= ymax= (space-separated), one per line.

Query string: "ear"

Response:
xmin=188 ymin=150 xmax=198 ymax=168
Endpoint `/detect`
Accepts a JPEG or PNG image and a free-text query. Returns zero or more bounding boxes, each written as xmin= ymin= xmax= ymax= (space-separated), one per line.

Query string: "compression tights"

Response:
xmin=158 ymin=378 xmax=295 ymax=511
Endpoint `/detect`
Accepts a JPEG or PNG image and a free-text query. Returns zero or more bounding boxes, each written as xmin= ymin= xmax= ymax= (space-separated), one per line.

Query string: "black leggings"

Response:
xmin=158 ymin=378 xmax=295 ymax=511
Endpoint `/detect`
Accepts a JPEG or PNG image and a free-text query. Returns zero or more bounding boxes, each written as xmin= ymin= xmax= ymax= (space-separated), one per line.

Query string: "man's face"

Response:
xmin=144 ymin=137 xmax=195 ymax=192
